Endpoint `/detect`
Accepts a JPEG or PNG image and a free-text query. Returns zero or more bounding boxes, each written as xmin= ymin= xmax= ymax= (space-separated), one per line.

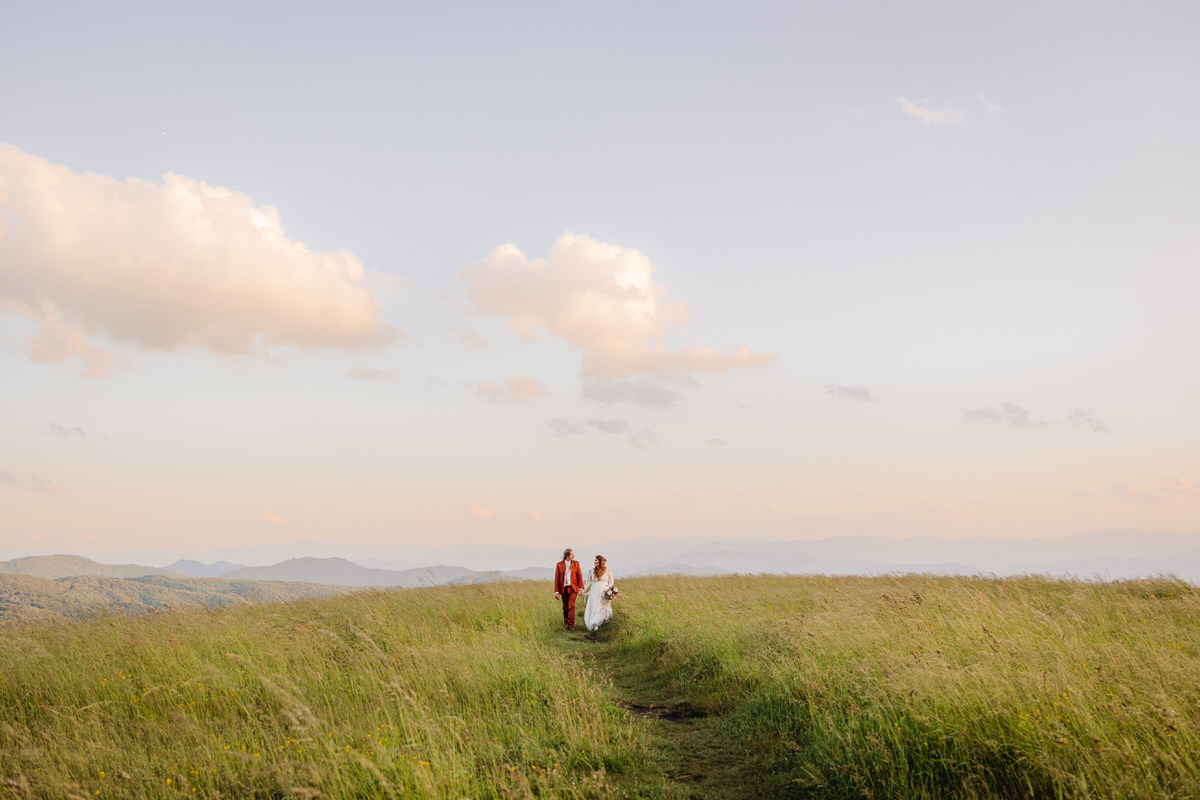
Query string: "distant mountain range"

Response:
xmin=0 ymin=570 xmax=355 ymax=625
xmin=0 ymin=555 xmax=553 ymax=625
xmin=0 ymin=554 xmax=181 ymax=580
xmin=221 ymin=558 xmax=475 ymax=587
xmin=4 ymin=529 xmax=1198 ymax=593
xmin=2 ymin=530 xmax=1198 ymax=624
xmin=165 ymin=556 xmax=552 ymax=587
xmin=167 ymin=559 xmax=247 ymax=578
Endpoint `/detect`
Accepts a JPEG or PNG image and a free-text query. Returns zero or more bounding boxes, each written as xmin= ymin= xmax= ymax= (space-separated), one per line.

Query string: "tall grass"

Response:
xmin=4 ymin=574 xmax=1198 ymax=799
xmin=611 ymin=574 xmax=1200 ymax=799
xmin=0 ymin=583 xmax=655 ymax=799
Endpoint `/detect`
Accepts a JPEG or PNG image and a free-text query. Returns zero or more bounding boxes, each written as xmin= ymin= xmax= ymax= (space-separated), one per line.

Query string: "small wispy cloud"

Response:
xmin=705 ymin=438 xmax=728 ymax=450
xmin=963 ymin=403 xmax=1044 ymax=428
xmin=979 ymin=93 xmax=1003 ymax=116
xmin=260 ymin=510 xmax=286 ymax=526
xmin=898 ymin=97 xmax=967 ymax=126
xmin=348 ymin=366 xmax=393 ymax=381
xmin=442 ymin=325 xmax=487 ymax=349
xmin=0 ymin=470 xmax=61 ymax=491
xmin=1164 ymin=477 xmax=1200 ymax=496
xmin=826 ymin=384 xmax=875 ymax=402
xmin=468 ymin=504 xmax=493 ymax=519
xmin=549 ymin=418 xmax=585 ymax=438
xmin=527 ymin=510 xmax=545 ymax=521
xmin=478 ymin=376 xmax=546 ymax=404
xmin=586 ymin=418 xmax=657 ymax=449
xmin=29 ymin=475 xmax=62 ymax=493
xmin=41 ymin=423 xmax=87 ymax=438
xmin=422 ymin=375 xmax=450 ymax=392
xmin=1065 ymin=408 xmax=1109 ymax=434
xmin=581 ymin=378 xmax=683 ymax=409
xmin=1111 ymin=484 xmax=1165 ymax=505
xmin=586 ymin=418 xmax=631 ymax=435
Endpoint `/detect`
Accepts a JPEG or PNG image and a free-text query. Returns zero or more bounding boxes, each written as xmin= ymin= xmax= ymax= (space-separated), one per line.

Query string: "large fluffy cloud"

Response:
xmin=0 ymin=144 xmax=395 ymax=375
xmin=459 ymin=233 xmax=776 ymax=401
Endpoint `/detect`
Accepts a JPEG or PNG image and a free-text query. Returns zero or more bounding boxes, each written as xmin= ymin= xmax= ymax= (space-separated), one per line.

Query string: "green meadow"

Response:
xmin=1 ymin=575 xmax=1197 ymax=799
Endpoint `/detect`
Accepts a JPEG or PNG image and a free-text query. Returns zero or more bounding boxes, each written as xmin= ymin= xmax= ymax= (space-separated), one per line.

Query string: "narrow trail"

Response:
xmin=550 ymin=625 xmax=763 ymax=799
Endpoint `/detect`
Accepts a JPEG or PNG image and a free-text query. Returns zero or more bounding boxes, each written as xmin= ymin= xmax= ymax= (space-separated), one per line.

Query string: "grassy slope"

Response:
xmin=0 ymin=583 xmax=661 ymax=799
xmin=1 ymin=576 xmax=1198 ymax=799
xmin=608 ymin=575 xmax=1200 ymax=799
xmin=0 ymin=574 xmax=358 ymax=625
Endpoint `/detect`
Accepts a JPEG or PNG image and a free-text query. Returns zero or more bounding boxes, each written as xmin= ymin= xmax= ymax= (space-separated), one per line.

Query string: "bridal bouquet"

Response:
xmin=604 ymin=586 xmax=620 ymax=600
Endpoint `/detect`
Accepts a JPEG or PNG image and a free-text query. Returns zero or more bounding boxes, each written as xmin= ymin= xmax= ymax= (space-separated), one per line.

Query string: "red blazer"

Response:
xmin=554 ymin=560 xmax=584 ymax=594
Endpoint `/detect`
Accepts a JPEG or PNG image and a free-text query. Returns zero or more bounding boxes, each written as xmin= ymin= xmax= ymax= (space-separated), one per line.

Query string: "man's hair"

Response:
xmin=562 ymin=548 xmax=573 ymax=560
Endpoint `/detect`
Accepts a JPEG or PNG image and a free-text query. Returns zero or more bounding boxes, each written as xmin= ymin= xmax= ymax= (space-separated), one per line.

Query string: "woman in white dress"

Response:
xmin=583 ymin=555 xmax=617 ymax=631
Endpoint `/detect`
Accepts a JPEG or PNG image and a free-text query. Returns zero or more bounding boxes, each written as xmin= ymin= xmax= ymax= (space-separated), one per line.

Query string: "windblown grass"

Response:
xmin=0 ymin=583 xmax=654 ymax=799
xmin=611 ymin=574 xmax=1200 ymax=799
xmin=3 ymin=574 xmax=1198 ymax=798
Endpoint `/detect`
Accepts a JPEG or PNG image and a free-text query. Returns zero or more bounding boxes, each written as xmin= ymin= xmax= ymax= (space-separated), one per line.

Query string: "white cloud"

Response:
xmin=0 ymin=144 xmax=396 ymax=376
xmin=349 ymin=366 xmax=393 ymax=381
xmin=979 ymin=93 xmax=1003 ymax=116
xmin=260 ymin=511 xmax=286 ymax=526
xmin=705 ymin=438 xmax=728 ymax=450
xmin=468 ymin=504 xmax=493 ymax=519
xmin=1164 ymin=477 xmax=1200 ymax=496
xmin=1111 ymin=484 xmax=1165 ymax=505
xmin=459 ymin=233 xmax=776 ymax=390
xmin=477 ymin=376 xmax=546 ymax=404
xmin=22 ymin=304 xmax=120 ymax=378
xmin=447 ymin=325 xmax=487 ymax=349
xmin=898 ymin=97 xmax=967 ymax=126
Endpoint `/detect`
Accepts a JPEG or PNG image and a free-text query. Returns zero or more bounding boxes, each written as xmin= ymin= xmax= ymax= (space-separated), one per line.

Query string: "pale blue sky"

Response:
xmin=2 ymin=2 xmax=1199 ymax=554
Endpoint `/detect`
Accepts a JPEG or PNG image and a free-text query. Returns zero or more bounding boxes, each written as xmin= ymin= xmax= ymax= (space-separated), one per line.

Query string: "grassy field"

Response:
xmin=608 ymin=575 xmax=1200 ymax=799
xmin=1 ymin=575 xmax=1197 ymax=799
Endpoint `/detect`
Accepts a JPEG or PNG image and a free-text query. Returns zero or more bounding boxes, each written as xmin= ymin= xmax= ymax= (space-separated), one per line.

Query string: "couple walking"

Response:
xmin=553 ymin=548 xmax=618 ymax=631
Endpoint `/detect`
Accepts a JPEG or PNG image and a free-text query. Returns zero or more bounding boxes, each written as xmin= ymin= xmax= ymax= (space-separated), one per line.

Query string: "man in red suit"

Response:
xmin=553 ymin=547 xmax=584 ymax=630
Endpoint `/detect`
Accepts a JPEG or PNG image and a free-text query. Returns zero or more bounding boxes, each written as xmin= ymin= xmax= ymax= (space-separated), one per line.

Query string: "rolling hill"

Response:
xmin=0 ymin=554 xmax=181 ymax=580
xmin=222 ymin=557 xmax=475 ymax=586
xmin=0 ymin=573 xmax=357 ymax=625
xmin=166 ymin=559 xmax=247 ymax=577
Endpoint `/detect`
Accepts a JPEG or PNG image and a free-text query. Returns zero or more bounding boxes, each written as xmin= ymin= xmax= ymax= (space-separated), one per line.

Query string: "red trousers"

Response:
xmin=560 ymin=589 xmax=578 ymax=628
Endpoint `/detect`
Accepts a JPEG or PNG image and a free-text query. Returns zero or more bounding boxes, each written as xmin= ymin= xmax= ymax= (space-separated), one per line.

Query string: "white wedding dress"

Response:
xmin=582 ymin=568 xmax=616 ymax=631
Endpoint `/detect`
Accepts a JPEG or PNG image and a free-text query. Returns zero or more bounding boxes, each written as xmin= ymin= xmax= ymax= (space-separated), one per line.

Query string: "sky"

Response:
xmin=2 ymin=1 xmax=1199 ymax=557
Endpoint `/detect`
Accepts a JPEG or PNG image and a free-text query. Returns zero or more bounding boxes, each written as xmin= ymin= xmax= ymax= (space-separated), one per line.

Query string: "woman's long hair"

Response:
xmin=592 ymin=555 xmax=607 ymax=580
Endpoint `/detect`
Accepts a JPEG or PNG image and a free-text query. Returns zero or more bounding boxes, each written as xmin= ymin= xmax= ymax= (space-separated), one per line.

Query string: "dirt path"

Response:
xmin=551 ymin=627 xmax=762 ymax=799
